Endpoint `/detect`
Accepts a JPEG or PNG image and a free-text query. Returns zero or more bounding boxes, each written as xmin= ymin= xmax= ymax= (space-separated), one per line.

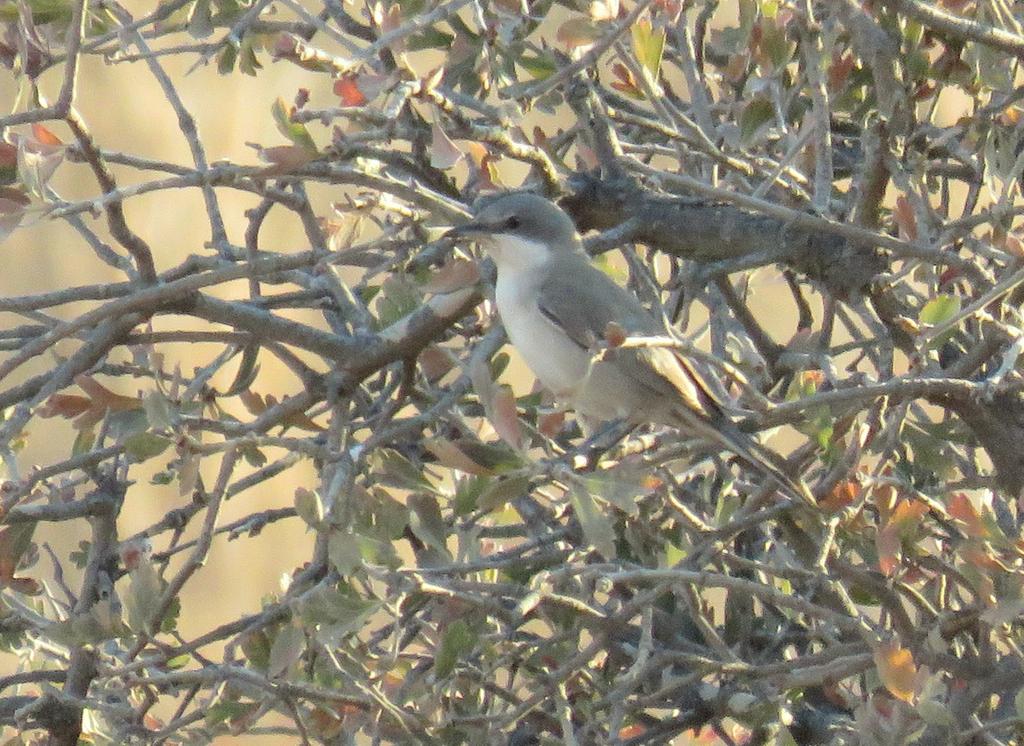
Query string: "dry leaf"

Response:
xmin=874 ymin=641 xmax=917 ymax=702
xmin=430 ymin=123 xmax=463 ymax=170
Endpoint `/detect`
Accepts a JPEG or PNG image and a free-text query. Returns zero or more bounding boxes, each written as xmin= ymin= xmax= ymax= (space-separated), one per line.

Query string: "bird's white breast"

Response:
xmin=490 ymin=237 xmax=590 ymax=400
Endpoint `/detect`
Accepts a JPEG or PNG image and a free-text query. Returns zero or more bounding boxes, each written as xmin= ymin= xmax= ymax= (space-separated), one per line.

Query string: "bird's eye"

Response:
xmin=504 ymin=216 xmax=521 ymax=230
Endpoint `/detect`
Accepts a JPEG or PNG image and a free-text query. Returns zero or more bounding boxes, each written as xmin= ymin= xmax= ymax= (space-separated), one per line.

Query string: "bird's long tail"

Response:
xmin=680 ymin=411 xmax=817 ymax=508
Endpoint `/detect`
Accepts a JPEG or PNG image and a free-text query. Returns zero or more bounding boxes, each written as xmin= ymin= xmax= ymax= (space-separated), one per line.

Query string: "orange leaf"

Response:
xmin=877 ymin=523 xmax=901 ymax=576
xmin=31 ymin=123 xmax=63 ymax=146
xmin=947 ymin=493 xmax=987 ymax=538
xmin=75 ymin=376 xmax=140 ymax=411
xmin=890 ymin=498 xmax=929 ymax=529
xmin=877 ymin=499 xmax=928 ymax=575
xmin=874 ymin=641 xmax=917 ymax=702
xmin=334 ymin=74 xmax=367 ymax=106
xmin=820 ymin=478 xmax=860 ymax=512
xmin=39 ymin=394 xmax=92 ymax=419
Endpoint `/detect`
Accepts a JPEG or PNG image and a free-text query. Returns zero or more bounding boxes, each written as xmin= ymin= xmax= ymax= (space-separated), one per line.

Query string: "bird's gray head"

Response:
xmin=448 ymin=193 xmax=582 ymax=266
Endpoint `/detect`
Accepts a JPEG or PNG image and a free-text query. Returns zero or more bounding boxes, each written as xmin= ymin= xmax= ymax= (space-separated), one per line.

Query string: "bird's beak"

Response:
xmin=444 ymin=219 xmax=494 ymax=241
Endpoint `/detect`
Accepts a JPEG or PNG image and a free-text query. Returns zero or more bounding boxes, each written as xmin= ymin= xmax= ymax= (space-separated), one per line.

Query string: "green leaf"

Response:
xmin=477 ymin=475 xmax=530 ymax=513
xmin=238 ymin=34 xmax=263 ymax=76
xmin=574 ymin=472 xmax=649 ymax=516
xmin=294 ymin=487 xmax=324 ymax=529
xmin=165 ymin=653 xmax=190 ymax=669
xmin=919 ymin=294 xmax=961 ymax=326
xmin=206 ymin=701 xmax=258 ymax=728
xmin=238 ymin=441 xmax=266 ymax=468
xmin=435 ymin=619 xmax=476 ymax=678
xmin=408 ymin=494 xmax=450 ymax=556
xmin=240 ymin=629 xmax=271 ymax=671
xmin=373 ymin=448 xmax=434 ymax=491
xmin=107 ymin=408 xmax=148 ymax=439
xmin=327 ymin=531 xmax=362 ymax=576
xmin=187 ymin=0 xmax=213 ymax=38
xmin=299 ymin=586 xmax=379 ymax=644
xmin=124 ymin=432 xmax=171 ymax=461
xmin=570 ymin=485 xmax=616 ymax=558
xmin=355 ymin=533 xmax=401 ymax=569
xmin=0 ymin=0 xmax=73 ymax=24
xmin=366 ymin=488 xmax=410 ymax=539
xmin=759 ymin=20 xmax=796 ymax=71
xmin=71 ymin=427 xmax=95 ymax=457
xmin=143 ymin=390 xmax=176 ymax=430
xmin=740 ymin=97 xmax=774 ymax=144
xmin=407 ymin=27 xmax=453 ymax=51
xmin=216 ymin=43 xmax=237 ymax=74
xmin=374 ymin=275 xmax=422 ymax=330
xmin=0 ymin=523 xmax=35 ymax=581
xmin=272 ymin=97 xmax=317 ymax=153
xmin=631 ymin=20 xmax=665 ymax=81
xmin=267 ymin=621 xmax=305 ymax=678
xmin=519 ymin=53 xmax=557 ymax=81
xmin=125 ymin=562 xmax=163 ymax=633
xmin=917 ymin=697 xmax=954 ymax=727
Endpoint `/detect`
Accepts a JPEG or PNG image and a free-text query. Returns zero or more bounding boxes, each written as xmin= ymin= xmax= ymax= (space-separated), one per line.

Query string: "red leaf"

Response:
xmin=828 ymin=51 xmax=856 ymax=91
xmin=31 ymin=123 xmax=63 ymax=146
xmin=255 ymin=145 xmax=317 ymax=175
xmin=417 ymin=345 xmax=454 ymax=382
xmin=334 ymin=74 xmax=367 ymax=106
xmin=75 ymin=376 xmax=139 ymax=411
xmin=0 ymin=143 xmax=16 ymax=168
xmin=609 ymin=62 xmax=641 ymax=98
xmin=6 ymin=576 xmax=41 ymax=595
xmin=39 ymin=394 xmax=92 ymax=419
xmin=491 ymin=385 xmax=524 ymax=450
xmin=538 ymin=410 xmax=566 ymax=438
xmin=894 ymin=195 xmax=917 ymax=241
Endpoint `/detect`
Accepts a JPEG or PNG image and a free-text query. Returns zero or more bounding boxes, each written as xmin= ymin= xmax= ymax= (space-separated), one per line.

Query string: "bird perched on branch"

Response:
xmin=448 ymin=191 xmax=814 ymax=508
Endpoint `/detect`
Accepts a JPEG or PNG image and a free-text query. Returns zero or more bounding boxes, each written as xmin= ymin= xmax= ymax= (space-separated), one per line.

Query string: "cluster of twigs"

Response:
xmin=2 ymin=0 xmax=1024 ymax=743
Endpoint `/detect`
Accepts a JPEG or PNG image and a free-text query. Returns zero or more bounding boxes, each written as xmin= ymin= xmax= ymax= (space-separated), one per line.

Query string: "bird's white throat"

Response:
xmin=486 ymin=233 xmax=553 ymax=275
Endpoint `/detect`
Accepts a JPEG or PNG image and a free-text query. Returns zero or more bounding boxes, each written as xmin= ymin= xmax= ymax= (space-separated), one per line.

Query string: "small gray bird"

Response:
xmin=448 ymin=191 xmax=814 ymax=507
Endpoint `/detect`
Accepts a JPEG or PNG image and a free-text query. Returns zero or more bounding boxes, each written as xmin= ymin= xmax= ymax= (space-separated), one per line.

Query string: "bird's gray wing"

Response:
xmin=536 ymin=257 xmax=723 ymax=419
